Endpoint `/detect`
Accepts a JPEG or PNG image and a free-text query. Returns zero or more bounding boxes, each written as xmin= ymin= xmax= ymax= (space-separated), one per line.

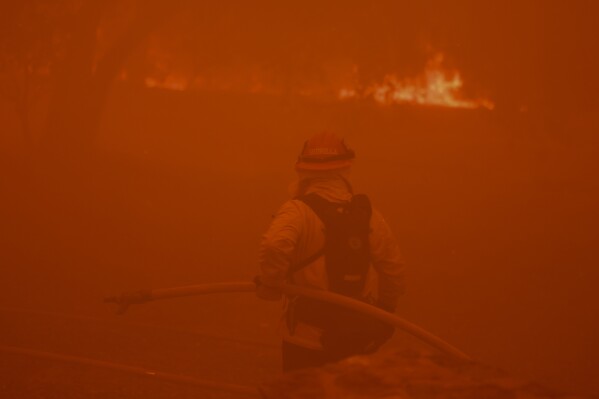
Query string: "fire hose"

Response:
xmin=104 ymin=281 xmax=471 ymax=361
xmin=0 ymin=345 xmax=258 ymax=397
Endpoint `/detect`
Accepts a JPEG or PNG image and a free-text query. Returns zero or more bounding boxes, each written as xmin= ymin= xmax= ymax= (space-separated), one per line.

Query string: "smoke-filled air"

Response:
xmin=1 ymin=1 xmax=598 ymax=398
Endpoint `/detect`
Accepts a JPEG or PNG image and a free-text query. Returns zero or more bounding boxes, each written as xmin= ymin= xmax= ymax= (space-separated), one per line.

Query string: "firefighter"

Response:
xmin=257 ymin=131 xmax=405 ymax=372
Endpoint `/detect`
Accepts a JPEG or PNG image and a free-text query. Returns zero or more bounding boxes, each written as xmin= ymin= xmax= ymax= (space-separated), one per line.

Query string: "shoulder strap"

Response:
xmin=286 ymin=193 xmax=372 ymax=279
xmin=287 ymin=247 xmax=325 ymax=279
xmin=298 ymin=193 xmax=338 ymax=218
xmin=349 ymin=193 xmax=372 ymax=224
xmin=286 ymin=194 xmax=332 ymax=279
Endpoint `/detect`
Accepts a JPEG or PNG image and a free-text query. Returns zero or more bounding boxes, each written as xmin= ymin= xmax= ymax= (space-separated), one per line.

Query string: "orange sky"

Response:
xmin=1 ymin=1 xmax=598 ymax=396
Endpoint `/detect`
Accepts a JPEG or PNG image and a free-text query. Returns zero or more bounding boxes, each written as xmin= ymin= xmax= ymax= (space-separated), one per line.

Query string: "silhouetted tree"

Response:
xmin=42 ymin=0 xmax=195 ymax=159
xmin=1 ymin=0 xmax=193 ymax=158
xmin=0 ymin=1 xmax=67 ymax=146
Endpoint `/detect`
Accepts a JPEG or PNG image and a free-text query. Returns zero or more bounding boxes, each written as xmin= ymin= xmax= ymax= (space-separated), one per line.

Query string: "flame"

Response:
xmin=338 ymin=87 xmax=358 ymax=100
xmin=138 ymin=51 xmax=493 ymax=110
xmin=144 ymin=75 xmax=188 ymax=91
xmin=340 ymin=53 xmax=494 ymax=110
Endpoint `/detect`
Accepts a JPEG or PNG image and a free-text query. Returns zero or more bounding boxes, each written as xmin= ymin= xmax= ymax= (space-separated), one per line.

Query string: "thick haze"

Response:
xmin=1 ymin=0 xmax=598 ymax=396
xmin=127 ymin=1 xmax=598 ymax=113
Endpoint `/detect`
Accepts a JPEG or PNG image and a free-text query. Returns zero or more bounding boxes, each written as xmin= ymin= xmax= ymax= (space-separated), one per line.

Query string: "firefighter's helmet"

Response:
xmin=295 ymin=132 xmax=355 ymax=171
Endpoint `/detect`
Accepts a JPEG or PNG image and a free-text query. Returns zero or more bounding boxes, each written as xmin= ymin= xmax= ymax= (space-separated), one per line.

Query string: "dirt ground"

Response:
xmin=0 ymin=306 xmax=278 ymax=398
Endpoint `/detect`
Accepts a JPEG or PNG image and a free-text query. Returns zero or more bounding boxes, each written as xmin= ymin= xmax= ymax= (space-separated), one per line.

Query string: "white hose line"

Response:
xmin=113 ymin=281 xmax=471 ymax=361
xmin=0 ymin=306 xmax=277 ymax=349
xmin=278 ymin=282 xmax=471 ymax=361
xmin=0 ymin=345 xmax=259 ymax=397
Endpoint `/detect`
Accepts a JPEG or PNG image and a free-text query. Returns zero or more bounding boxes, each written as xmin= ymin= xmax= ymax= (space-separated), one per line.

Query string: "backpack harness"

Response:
xmin=288 ymin=193 xmax=372 ymax=296
xmin=286 ymin=193 xmax=373 ymax=335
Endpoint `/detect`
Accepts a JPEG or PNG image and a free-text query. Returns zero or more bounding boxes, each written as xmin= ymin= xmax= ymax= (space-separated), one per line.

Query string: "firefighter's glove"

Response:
xmin=254 ymin=276 xmax=282 ymax=301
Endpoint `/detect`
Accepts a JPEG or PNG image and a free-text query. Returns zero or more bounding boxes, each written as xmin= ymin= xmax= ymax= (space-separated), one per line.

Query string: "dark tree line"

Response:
xmin=0 ymin=0 xmax=434 ymax=159
xmin=3 ymin=0 xmax=594 ymax=159
xmin=1 ymin=0 xmax=192 ymax=158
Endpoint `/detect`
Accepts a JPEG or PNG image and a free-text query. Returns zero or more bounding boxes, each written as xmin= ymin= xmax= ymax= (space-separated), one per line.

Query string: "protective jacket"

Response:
xmin=259 ymin=174 xmax=405 ymax=350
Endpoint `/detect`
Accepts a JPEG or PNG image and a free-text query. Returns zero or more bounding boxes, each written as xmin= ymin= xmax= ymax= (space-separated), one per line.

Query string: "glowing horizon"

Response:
xmin=136 ymin=52 xmax=494 ymax=110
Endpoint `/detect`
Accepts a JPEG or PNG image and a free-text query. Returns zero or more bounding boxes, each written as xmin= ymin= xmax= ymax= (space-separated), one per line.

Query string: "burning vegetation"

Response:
xmin=339 ymin=53 xmax=494 ymax=110
xmin=136 ymin=48 xmax=494 ymax=110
